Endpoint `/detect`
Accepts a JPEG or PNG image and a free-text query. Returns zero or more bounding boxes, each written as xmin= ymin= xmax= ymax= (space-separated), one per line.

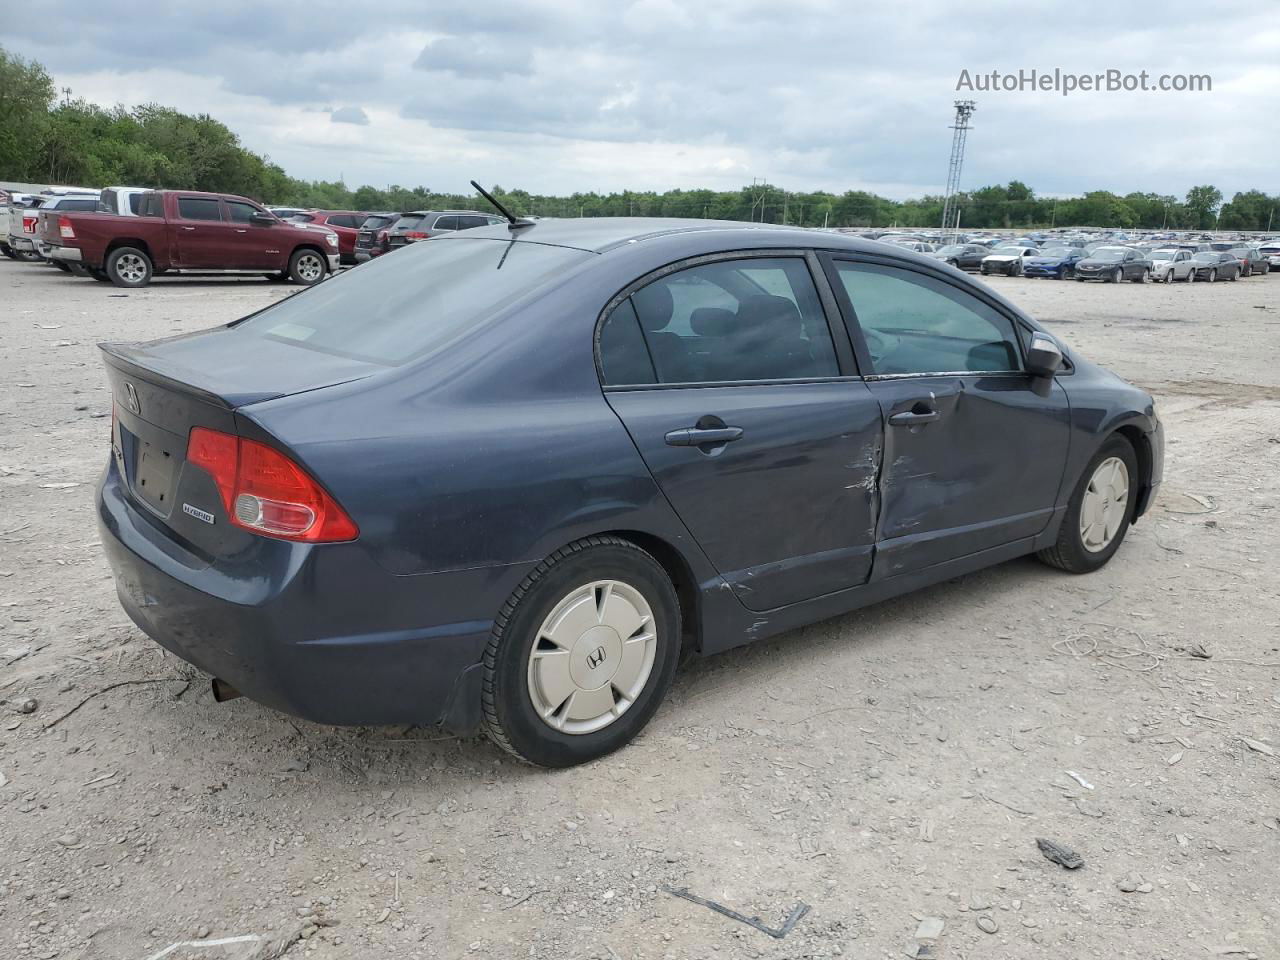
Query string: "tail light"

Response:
xmin=376 ymin=230 xmax=389 ymax=243
xmin=403 ymin=231 xmax=429 ymax=239
xmin=22 ymin=215 xmax=36 ymax=233
xmin=186 ymin=428 xmax=358 ymax=543
xmin=58 ymin=216 xmax=76 ymax=239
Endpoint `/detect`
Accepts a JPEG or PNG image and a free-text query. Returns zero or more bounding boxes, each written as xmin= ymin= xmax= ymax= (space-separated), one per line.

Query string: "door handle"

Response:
xmin=235 ymin=229 xmax=247 ymax=233
xmin=181 ymin=226 xmax=195 ymax=231
xmin=889 ymin=408 xmax=940 ymax=427
xmin=665 ymin=426 xmax=744 ymax=447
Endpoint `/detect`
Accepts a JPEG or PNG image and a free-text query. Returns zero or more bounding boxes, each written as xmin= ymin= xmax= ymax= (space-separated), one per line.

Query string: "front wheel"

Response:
xmin=481 ymin=536 xmax=681 ymax=767
xmin=287 ymin=249 xmax=327 ymax=285
xmin=105 ymin=246 xmax=153 ymax=287
xmin=1037 ymin=436 xmax=1138 ymax=574
xmin=1163 ymin=268 xmax=1173 ymax=283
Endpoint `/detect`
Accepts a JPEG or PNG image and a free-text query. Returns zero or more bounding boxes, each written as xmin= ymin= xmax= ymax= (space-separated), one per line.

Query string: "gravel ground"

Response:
xmin=1 ymin=259 xmax=1278 ymax=960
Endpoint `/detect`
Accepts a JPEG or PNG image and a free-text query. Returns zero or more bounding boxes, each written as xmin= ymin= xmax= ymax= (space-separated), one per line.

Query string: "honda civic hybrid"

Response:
xmin=97 ymin=219 xmax=1163 ymax=767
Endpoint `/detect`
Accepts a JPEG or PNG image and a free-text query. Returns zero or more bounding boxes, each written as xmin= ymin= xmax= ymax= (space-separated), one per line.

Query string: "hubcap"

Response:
xmin=297 ymin=255 xmax=323 ymax=281
xmin=118 ymin=254 xmax=146 ymax=283
xmin=526 ymin=580 xmax=657 ymax=735
xmin=1079 ymin=456 xmax=1130 ymax=553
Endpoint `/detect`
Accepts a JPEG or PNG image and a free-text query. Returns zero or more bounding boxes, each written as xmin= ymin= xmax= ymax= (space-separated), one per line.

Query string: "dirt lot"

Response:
xmin=1 ymin=259 xmax=1278 ymax=960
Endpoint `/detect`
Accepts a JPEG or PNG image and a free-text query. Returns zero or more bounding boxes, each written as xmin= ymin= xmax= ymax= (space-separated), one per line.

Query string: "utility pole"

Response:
xmin=940 ymin=100 xmax=976 ymax=243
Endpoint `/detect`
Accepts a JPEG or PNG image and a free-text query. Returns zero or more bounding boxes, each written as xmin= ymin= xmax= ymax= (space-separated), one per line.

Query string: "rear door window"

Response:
xmin=178 ymin=197 xmax=223 ymax=221
xmin=621 ymin=257 xmax=839 ymax=384
xmin=833 ymin=261 xmax=1022 ymax=375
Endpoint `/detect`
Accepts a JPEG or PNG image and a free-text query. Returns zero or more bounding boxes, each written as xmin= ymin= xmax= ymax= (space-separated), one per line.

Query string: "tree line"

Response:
xmin=2 ymin=46 xmax=1275 ymax=233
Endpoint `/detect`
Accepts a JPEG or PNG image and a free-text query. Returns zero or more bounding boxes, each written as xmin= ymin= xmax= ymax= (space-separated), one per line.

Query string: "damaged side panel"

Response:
xmin=866 ymin=374 xmax=1072 ymax=579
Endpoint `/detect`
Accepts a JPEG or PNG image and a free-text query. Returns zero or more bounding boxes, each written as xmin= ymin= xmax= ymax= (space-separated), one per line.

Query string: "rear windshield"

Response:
xmin=361 ymin=215 xmax=395 ymax=230
xmin=393 ymin=215 xmax=427 ymax=231
xmin=232 ymin=238 xmax=593 ymax=365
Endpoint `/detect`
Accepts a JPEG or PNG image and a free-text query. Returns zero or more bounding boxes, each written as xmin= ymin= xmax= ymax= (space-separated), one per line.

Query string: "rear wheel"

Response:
xmin=0 ymin=242 xmax=16 ymax=260
xmin=1131 ymin=269 xmax=1148 ymax=283
xmin=1112 ymin=268 xmax=1123 ymax=283
xmin=287 ymin=249 xmax=326 ymax=285
xmin=13 ymin=247 xmax=42 ymax=263
xmin=481 ymin=536 xmax=681 ymax=767
xmin=1208 ymin=269 xmax=1217 ymax=283
xmin=1163 ymin=268 xmax=1173 ymax=283
xmin=1037 ymin=436 xmax=1138 ymax=574
xmin=105 ymin=247 xmax=153 ymax=288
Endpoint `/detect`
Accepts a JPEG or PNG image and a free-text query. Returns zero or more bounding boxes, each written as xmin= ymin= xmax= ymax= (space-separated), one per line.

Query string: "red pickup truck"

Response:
xmin=40 ymin=190 xmax=339 ymax=288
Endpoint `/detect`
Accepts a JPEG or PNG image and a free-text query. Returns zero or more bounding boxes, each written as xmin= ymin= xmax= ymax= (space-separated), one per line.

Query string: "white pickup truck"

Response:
xmin=5 ymin=189 xmax=100 ymax=261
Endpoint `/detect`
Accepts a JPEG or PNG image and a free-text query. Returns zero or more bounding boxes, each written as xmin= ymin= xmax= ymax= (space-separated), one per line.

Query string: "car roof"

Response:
xmin=441 ymin=217 xmax=863 ymax=254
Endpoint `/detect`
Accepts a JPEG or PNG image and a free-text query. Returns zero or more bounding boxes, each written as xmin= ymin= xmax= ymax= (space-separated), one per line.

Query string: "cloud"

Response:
xmin=1 ymin=0 xmax=1275 ymax=198
xmin=330 ymin=106 xmax=370 ymax=126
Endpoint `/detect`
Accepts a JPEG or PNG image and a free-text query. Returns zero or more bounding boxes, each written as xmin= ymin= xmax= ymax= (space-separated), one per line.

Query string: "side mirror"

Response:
xmin=1026 ymin=332 xmax=1064 ymax=378
xmin=249 ymin=212 xmax=276 ymax=226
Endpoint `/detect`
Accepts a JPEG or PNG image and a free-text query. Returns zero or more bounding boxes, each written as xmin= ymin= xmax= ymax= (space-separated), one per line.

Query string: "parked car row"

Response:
xmin=1 ymin=185 xmax=505 ymax=288
xmin=922 ymin=234 xmax=1270 ymax=284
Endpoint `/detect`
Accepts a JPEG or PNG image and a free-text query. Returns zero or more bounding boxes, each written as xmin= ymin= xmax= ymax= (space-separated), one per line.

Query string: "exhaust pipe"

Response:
xmin=211 ymin=678 xmax=243 ymax=703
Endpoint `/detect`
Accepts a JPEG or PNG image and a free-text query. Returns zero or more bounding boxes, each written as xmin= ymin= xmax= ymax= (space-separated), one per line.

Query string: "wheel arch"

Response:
xmin=105 ymin=237 xmax=152 ymax=262
xmin=1111 ymin=423 xmax=1155 ymax=521
xmin=593 ymin=529 xmax=704 ymax=654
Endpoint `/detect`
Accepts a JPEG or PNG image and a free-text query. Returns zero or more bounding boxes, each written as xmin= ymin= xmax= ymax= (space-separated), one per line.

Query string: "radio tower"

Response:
xmin=940 ymin=100 xmax=976 ymax=240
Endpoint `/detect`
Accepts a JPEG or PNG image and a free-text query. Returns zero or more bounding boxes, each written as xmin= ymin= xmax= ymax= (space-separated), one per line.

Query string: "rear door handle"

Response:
xmin=889 ymin=408 xmax=940 ymax=427
xmin=181 ymin=226 xmax=196 ymax=231
xmin=235 ymin=229 xmax=247 ymax=233
xmin=665 ymin=426 xmax=744 ymax=447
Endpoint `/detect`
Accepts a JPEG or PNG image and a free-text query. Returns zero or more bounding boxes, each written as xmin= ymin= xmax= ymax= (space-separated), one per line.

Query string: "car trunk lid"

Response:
xmin=100 ymin=332 xmax=380 ymax=552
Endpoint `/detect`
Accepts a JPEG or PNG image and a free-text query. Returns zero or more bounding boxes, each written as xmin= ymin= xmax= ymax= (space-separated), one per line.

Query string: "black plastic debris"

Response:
xmin=662 ymin=885 xmax=809 ymax=938
xmin=1036 ymin=837 xmax=1084 ymax=869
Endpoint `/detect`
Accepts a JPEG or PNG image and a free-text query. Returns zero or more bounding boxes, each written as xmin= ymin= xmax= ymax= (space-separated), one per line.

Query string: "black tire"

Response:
xmin=287 ymin=248 xmax=327 ymax=285
xmin=105 ymin=246 xmax=153 ymax=288
xmin=1111 ymin=268 xmax=1123 ymax=284
xmin=1229 ymin=270 xmax=1239 ymax=282
xmin=14 ymin=247 xmax=42 ymax=263
xmin=1208 ymin=269 xmax=1216 ymax=283
xmin=481 ymin=536 xmax=681 ymax=767
xmin=1037 ymin=435 xmax=1139 ymax=574
xmin=1130 ymin=269 xmax=1147 ymax=284
xmin=0 ymin=242 xmax=16 ymax=260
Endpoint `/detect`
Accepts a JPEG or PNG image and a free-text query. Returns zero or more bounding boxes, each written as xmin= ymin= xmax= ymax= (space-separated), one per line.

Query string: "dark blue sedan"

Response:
xmin=1023 ymin=245 xmax=1087 ymax=279
xmin=97 ymin=219 xmax=1163 ymax=767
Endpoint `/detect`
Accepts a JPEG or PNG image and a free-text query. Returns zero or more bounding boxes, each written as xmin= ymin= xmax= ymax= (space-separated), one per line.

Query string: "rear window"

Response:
xmin=138 ymin=193 xmax=163 ymax=217
xmin=394 ymin=215 xmax=427 ymax=232
xmin=361 ymin=216 xmax=395 ymax=230
xmin=232 ymin=238 xmax=592 ymax=366
xmin=59 ymin=198 xmax=99 ymax=211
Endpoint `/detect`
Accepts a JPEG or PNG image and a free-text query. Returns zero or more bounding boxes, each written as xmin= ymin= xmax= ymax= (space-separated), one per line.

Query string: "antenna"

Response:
xmin=940 ymin=100 xmax=976 ymax=242
xmin=470 ymin=180 xmax=533 ymax=229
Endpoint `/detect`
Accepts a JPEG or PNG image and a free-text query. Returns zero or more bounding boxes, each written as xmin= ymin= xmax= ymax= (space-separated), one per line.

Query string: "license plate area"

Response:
xmin=124 ymin=428 xmax=179 ymax=516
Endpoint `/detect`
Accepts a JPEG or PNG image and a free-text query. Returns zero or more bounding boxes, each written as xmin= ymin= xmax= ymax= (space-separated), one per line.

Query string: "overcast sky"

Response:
xmin=3 ymin=1 xmax=1277 ymax=199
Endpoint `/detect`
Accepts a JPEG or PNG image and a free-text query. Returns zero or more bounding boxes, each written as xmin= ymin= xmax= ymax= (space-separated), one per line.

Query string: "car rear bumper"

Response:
xmin=10 ymin=236 xmax=36 ymax=252
xmin=46 ymin=244 xmax=83 ymax=263
xmin=353 ymin=248 xmax=375 ymax=263
xmin=97 ymin=459 xmax=524 ymax=731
